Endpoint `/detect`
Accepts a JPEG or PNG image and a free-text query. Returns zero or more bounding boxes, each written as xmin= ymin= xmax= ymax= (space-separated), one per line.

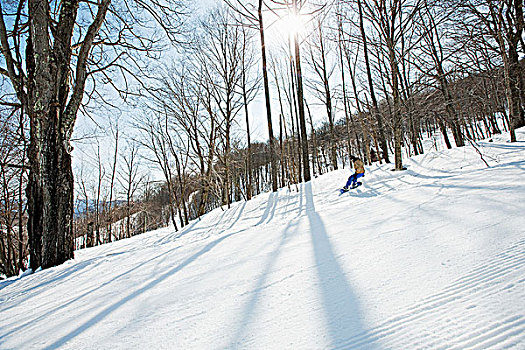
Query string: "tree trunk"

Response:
xmin=18 ymin=107 xmax=26 ymax=271
xmin=388 ymin=43 xmax=404 ymax=171
xmin=18 ymin=0 xmax=110 ymax=270
xmin=305 ymin=101 xmax=320 ymax=177
xmin=108 ymin=126 xmax=119 ymax=243
xmin=293 ymin=0 xmax=310 ymax=182
xmin=174 ymin=154 xmax=189 ymax=226
xmin=279 ymin=114 xmax=286 ymax=187
xmin=258 ymin=1 xmax=278 ymax=192
xmin=504 ymin=47 xmax=524 ymax=142
xmin=27 ymin=120 xmax=74 ymax=269
xmin=288 ymin=55 xmax=302 ymax=183
xmin=274 ymin=68 xmax=288 ymax=188
xmin=225 ymin=120 xmax=231 ymax=209
xmin=242 ymin=81 xmax=253 ymax=200
xmin=337 ymin=18 xmax=353 ymax=164
xmin=437 ymin=116 xmax=452 ymax=149
xmin=358 ymin=0 xmax=389 ymax=163
xmin=316 ymin=24 xmax=338 ymax=171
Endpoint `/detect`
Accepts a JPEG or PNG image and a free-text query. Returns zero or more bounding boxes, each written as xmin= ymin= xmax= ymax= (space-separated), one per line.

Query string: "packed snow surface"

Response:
xmin=1 ymin=130 xmax=525 ymax=349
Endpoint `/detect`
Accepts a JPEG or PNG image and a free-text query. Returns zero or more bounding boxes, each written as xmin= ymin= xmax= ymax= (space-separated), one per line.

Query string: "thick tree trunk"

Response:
xmin=435 ymin=62 xmax=464 ymax=147
xmin=437 ymin=116 xmax=452 ymax=149
xmin=198 ymin=179 xmax=209 ymax=217
xmin=20 ymin=0 xmax=110 ymax=270
xmin=27 ymin=115 xmax=74 ymax=270
xmin=449 ymin=120 xmax=464 ymax=147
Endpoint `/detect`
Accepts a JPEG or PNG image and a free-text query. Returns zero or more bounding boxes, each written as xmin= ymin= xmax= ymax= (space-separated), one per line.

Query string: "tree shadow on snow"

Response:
xmin=1 ymin=244 xmax=186 ymax=343
xmin=228 ymin=216 xmax=299 ymax=348
xmin=154 ymin=200 xmax=249 ymax=247
xmin=225 ymin=201 xmax=248 ymax=231
xmin=228 ymin=188 xmax=304 ymax=348
xmin=256 ymin=191 xmax=279 ymax=226
xmin=36 ymin=229 xmax=244 ymax=350
xmin=0 ymin=255 xmax=101 ymax=309
xmin=305 ymin=182 xmax=377 ymax=349
xmin=0 ymin=279 xmax=15 ymax=291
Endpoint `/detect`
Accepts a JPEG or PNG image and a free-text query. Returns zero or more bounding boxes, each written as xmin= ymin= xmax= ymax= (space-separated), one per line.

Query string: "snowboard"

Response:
xmin=340 ymin=182 xmax=362 ymax=193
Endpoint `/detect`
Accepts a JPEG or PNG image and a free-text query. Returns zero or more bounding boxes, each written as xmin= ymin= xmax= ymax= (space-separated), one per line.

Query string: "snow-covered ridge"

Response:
xmin=1 ymin=129 xmax=524 ymax=349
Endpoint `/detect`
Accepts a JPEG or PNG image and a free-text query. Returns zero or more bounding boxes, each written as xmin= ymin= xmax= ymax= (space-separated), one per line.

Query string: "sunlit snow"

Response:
xmin=1 ymin=129 xmax=524 ymax=349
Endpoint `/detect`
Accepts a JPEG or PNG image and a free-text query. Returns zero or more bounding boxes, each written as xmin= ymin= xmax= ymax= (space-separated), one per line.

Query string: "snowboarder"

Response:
xmin=341 ymin=156 xmax=365 ymax=192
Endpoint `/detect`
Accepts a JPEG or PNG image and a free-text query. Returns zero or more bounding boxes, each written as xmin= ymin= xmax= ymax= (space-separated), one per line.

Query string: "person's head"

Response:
xmin=351 ymin=155 xmax=359 ymax=162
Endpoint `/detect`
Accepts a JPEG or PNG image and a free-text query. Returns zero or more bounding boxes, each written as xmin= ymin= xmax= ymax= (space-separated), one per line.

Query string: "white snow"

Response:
xmin=1 ymin=129 xmax=524 ymax=349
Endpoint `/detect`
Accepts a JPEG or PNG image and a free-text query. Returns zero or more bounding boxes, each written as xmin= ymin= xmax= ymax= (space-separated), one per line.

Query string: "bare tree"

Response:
xmin=0 ymin=0 xmax=185 ymax=269
xmin=355 ymin=0 xmax=390 ymax=162
xmin=107 ymin=119 xmax=120 ymax=242
xmin=0 ymin=107 xmax=27 ymax=277
xmin=415 ymin=2 xmax=465 ymax=147
xmin=239 ymin=24 xmax=260 ymax=200
xmin=223 ymin=0 xmax=280 ymax=191
xmin=291 ymin=0 xmax=312 ymax=181
xmin=94 ymin=142 xmax=106 ymax=246
xmin=452 ymin=0 xmax=524 ymax=142
xmin=336 ymin=6 xmax=356 ymax=164
xmin=360 ymin=0 xmax=423 ymax=170
xmin=306 ymin=16 xmax=338 ymax=171
xmin=118 ymin=141 xmax=144 ymax=238
xmin=196 ymin=7 xmax=246 ymax=208
xmin=135 ymin=113 xmax=180 ymax=232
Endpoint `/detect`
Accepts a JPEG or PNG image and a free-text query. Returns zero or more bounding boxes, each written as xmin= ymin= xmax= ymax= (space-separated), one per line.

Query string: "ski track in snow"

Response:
xmin=335 ymin=238 xmax=525 ymax=349
xmin=0 ymin=130 xmax=524 ymax=349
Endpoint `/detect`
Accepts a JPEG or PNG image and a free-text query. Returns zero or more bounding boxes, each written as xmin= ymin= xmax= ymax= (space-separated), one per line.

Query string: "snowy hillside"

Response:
xmin=1 ymin=130 xmax=524 ymax=349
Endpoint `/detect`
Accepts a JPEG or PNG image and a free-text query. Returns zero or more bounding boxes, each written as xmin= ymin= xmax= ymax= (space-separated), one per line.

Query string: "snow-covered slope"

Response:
xmin=1 ymin=130 xmax=525 ymax=349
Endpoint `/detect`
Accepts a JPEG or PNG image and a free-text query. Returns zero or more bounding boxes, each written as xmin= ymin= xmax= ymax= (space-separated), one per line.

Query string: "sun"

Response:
xmin=266 ymin=7 xmax=312 ymax=47
xmin=273 ymin=10 xmax=309 ymax=39
xmin=281 ymin=12 xmax=307 ymax=36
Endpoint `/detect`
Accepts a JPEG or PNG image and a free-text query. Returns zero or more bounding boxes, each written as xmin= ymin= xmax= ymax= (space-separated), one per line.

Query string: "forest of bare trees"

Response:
xmin=0 ymin=0 xmax=523 ymax=277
